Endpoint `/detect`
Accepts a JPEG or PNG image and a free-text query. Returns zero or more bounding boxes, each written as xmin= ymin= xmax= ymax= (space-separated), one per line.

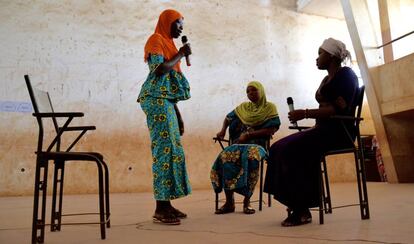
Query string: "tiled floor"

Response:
xmin=0 ymin=182 xmax=413 ymax=244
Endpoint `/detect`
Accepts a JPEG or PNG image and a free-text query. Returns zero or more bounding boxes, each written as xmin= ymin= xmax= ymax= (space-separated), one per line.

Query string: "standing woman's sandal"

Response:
xmin=153 ymin=211 xmax=181 ymax=225
xmin=171 ymin=207 xmax=187 ymax=219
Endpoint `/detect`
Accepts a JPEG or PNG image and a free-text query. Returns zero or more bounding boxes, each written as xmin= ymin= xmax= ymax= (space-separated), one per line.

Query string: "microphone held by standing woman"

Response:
xmin=181 ymin=35 xmax=191 ymax=66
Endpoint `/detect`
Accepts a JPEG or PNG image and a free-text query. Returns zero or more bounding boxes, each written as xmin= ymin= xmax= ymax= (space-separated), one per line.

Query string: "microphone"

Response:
xmin=181 ymin=35 xmax=191 ymax=66
xmin=287 ymin=97 xmax=298 ymax=127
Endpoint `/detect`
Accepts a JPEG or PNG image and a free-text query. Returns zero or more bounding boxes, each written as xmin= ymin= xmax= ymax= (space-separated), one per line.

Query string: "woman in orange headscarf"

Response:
xmin=137 ymin=9 xmax=192 ymax=225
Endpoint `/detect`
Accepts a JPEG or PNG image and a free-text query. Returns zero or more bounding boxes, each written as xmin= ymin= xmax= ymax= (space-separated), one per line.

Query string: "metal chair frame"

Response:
xmin=25 ymin=75 xmax=110 ymax=243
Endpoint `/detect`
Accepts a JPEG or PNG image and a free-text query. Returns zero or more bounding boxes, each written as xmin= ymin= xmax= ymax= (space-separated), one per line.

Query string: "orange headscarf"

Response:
xmin=144 ymin=9 xmax=183 ymax=72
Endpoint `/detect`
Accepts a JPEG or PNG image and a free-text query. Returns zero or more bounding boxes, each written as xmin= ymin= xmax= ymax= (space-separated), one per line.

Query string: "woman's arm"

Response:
xmin=216 ymin=117 xmax=230 ymax=140
xmin=290 ymin=68 xmax=357 ymax=123
xmin=288 ymin=105 xmax=336 ymax=123
xmin=238 ymin=126 xmax=279 ymax=143
xmin=154 ymin=44 xmax=191 ymax=76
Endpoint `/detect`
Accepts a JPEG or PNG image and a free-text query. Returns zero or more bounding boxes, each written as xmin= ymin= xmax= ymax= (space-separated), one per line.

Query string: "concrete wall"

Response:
xmin=342 ymin=0 xmax=414 ymax=183
xmin=371 ymin=53 xmax=414 ymax=182
xmin=388 ymin=0 xmax=414 ymax=60
xmin=0 ymin=0 xmax=375 ymax=196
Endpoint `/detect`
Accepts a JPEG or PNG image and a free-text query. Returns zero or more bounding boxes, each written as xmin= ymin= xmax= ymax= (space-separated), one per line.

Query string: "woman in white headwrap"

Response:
xmin=264 ymin=38 xmax=358 ymax=226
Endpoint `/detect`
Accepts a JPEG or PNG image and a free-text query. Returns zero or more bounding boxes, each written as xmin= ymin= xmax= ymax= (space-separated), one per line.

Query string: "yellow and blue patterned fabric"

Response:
xmin=211 ymin=144 xmax=267 ymax=197
xmin=137 ymin=54 xmax=190 ymax=103
xmin=210 ymin=109 xmax=279 ymax=198
xmin=140 ymin=96 xmax=191 ymax=200
xmin=138 ymin=54 xmax=191 ymax=200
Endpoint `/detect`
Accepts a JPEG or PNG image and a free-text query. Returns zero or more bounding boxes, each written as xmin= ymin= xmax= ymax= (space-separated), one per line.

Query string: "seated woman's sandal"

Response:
xmin=281 ymin=208 xmax=312 ymax=227
xmin=243 ymin=205 xmax=256 ymax=214
xmin=215 ymin=203 xmax=235 ymax=214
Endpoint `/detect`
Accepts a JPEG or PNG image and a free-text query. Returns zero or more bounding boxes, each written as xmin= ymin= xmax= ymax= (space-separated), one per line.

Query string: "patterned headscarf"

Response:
xmin=235 ymin=81 xmax=278 ymax=126
xmin=144 ymin=9 xmax=183 ymax=72
xmin=320 ymin=38 xmax=351 ymax=62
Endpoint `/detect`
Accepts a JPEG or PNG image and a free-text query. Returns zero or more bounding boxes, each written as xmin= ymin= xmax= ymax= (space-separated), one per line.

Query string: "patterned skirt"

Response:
xmin=210 ymin=144 xmax=267 ymax=198
xmin=140 ymin=96 xmax=191 ymax=200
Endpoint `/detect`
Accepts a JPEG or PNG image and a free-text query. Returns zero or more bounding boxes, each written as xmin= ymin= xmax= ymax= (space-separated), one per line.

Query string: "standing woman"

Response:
xmin=264 ymin=38 xmax=358 ymax=226
xmin=137 ymin=9 xmax=192 ymax=225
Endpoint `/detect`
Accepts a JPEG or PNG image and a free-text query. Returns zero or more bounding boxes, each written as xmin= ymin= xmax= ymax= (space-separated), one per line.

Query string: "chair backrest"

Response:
xmin=25 ymin=75 xmax=60 ymax=152
xmin=353 ymin=85 xmax=365 ymax=149
xmin=353 ymin=85 xmax=365 ymax=128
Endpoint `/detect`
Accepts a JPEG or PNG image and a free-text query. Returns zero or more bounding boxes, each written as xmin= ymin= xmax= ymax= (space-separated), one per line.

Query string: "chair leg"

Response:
xmin=321 ymin=157 xmax=332 ymax=214
xmin=215 ymin=193 xmax=219 ymax=211
xmin=359 ymin=152 xmax=370 ymax=219
xmin=268 ymin=193 xmax=272 ymax=207
xmin=95 ymin=161 xmax=106 ymax=240
xmin=102 ymin=160 xmax=111 ymax=228
xmin=259 ymin=159 xmax=264 ymax=211
xmin=355 ymin=150 xmax=370 ymax=220
xmin=32 ymin=158 xmax=49 ymax=244
xmin=319 ymin=159 xmax=324 ymax=225
xmin=57 ymin=162 xmax=65 ymax=230
xmin=50 ymin=162 xmax=58 ymax=232
xmin=51 ymin=160 xmax=64 ymax=232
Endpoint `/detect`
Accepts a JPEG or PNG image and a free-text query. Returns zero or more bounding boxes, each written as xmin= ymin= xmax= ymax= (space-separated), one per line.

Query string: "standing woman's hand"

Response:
xmin=174 ymin=104 xmax=184 ymax=136
xmin=178 ymin=117 xmax=184 ymax=136
xmin=179 ymin=43 xmax=192 ymax=57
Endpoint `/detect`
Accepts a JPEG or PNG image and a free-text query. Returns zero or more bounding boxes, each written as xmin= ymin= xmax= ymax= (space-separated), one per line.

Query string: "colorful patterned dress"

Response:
xmin=138 ymin=54 xmax=191 ymax=201
xmin=210 ymin=111 xmax=280 ymax=197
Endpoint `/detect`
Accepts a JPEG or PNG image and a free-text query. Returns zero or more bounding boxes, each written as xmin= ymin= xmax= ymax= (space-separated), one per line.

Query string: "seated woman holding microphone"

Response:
xmin=210 ymin=81 xmax=280 ymax=215
xmin=264 ymin=38 xmax=359 ymax=226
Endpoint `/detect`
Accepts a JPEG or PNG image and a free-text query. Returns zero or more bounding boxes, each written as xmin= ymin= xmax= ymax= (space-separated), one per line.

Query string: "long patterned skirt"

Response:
xmin=140 ymin=96 xmax=191 ymax=200
xmin=210 ymin=144 xmax=267 ymax=198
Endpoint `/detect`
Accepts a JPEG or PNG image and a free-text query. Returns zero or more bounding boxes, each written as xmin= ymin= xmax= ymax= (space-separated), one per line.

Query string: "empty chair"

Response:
xmin=25 ymin=75 xmax=110 ymax=243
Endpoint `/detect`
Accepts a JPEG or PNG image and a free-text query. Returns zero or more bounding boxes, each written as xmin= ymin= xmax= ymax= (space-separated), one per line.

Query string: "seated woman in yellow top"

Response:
xmin=211 ymin=81 xmax=280 ymax=214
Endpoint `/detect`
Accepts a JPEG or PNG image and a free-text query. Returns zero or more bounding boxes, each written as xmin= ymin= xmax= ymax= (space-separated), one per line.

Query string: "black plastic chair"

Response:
xmin=289 ymin=85 xmax=370 ymax=224
xmin=25 ymin=75 xmax=110 ymax=244
xmin=212 ymin=136 xmax=271 ymax=211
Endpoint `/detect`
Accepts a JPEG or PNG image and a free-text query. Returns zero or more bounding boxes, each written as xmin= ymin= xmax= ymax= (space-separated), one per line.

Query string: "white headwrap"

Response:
xmin=320 ymin=38 xmax=351 ymax=62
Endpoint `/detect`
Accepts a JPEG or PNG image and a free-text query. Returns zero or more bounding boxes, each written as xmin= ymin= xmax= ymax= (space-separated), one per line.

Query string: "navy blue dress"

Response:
xmin=264 ymin=67 xmax=358 ymax=209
